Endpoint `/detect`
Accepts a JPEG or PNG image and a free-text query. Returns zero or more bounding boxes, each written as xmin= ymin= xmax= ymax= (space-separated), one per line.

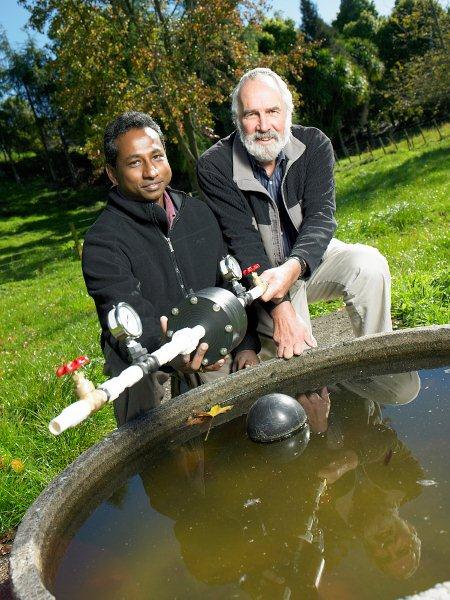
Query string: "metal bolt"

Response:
xmin=201 ymin=358 xmax=209 ymax=366
xmin=171 ymin=307 xmax=179 ymax=315
xmin=213 ymin=303 xmax=221 ymax=312
xmin=220 ymin=347 xmax=228 ymax=356
xmin=166 ymin=330 xmax=173 ymax=338
xmin=225 ymin=324 xmax=233 ymax=333
xmin=190 ymin=296 xmax=198 ymax=304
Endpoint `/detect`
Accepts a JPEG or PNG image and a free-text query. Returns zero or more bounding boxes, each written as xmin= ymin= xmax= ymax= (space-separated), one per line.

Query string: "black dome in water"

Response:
xmin=246 ymin=393 xmax=308 ymax=443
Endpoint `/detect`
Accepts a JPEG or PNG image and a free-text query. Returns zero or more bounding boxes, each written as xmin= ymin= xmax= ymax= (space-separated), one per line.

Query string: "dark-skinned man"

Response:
xmin=82 ymin=112 xmax=259 ymax=426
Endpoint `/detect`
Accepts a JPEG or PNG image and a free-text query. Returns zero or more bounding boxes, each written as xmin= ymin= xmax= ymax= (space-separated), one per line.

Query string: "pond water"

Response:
xmin=54 ymin=367 xmax=449 ymax=600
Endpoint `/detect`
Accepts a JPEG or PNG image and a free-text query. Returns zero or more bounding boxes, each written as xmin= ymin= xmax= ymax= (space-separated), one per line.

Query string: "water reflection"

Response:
xmin=139 ymin=371 xmax=423 ymax=599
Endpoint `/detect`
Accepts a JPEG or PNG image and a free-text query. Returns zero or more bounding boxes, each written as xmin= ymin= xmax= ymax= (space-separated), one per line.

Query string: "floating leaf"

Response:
xmin=204 ymin=404 xmax=233 ymax=418
xmin=11 ymin=459 xmax=24 ymax=473
xmin=417 ymin=479 xmax=438 ymax=487
xmin=243 ymin=498 xmax=261 ymax=508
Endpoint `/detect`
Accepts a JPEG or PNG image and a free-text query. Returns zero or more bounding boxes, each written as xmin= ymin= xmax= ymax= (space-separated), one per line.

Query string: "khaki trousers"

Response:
xmin=257 ymin=238 xmax=393 ymax=356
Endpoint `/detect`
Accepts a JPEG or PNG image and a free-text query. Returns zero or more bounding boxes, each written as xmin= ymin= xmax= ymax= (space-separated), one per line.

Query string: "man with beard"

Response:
xmin=197 ymin=68 xmax=392 ymax=359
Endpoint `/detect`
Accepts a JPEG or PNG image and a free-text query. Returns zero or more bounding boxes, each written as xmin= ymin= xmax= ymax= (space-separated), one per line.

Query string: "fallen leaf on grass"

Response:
xmin=10 ymin=459 xmax=24 ymax=473
xmin=186 ymin=404 xmax=233 ymax=440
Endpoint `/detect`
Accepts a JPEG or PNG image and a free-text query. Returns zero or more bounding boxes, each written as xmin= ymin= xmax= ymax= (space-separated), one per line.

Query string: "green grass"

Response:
xmin=1 ymin=125 xmax=449 ymax=535
xmin=0 ymin=181 xmax=113 ymax=533
xmin=309 ymin=124 xmax=450 ymax=325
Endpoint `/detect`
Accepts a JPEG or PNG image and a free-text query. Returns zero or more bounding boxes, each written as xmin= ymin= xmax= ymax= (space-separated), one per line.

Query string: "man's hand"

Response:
xmin=296 ymin=387 xmax=330 ymax=433
xmin=318 ymin=449 xmax=359 ymax=484
xmin=271 ymin=301 xmax=317 ymax=358
xmin=260 ymin=259 xmax=302 ymax=302
xmin=160 ymin=316 xmax=225 ymax=373
xmin=231 ymin=350 xmax=260 ymax=373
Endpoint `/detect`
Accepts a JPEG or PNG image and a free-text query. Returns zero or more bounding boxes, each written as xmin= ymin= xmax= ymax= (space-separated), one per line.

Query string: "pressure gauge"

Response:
xmin=219 ymin=255 xmax=242 ymax=282
xmin=107 ymin=302 xmax=143 ymax=341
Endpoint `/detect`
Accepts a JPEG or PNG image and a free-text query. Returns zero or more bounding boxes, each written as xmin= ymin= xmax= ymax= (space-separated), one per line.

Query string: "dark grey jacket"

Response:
xmin=197 ymin=125 xmax=337 ymax=275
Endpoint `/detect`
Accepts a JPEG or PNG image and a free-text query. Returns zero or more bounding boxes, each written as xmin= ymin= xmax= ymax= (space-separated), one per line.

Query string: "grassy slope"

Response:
xmin=310 ymin=126 xmax=450 ymax=325
xmin=0 ymin=126 xmax=449 ymax=534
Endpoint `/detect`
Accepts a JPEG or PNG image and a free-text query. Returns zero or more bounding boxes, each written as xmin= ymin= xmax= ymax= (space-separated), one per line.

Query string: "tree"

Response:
xmin=300 ymin=0 xmax=337 ymax=44
xmin=376 ymin=0 xmax=447 ymax=69
xmin=0 ymin=34 xmax=58 ymax=181
xmin=19 ymin=0 xmax=266 ymax=190
xmin=333 ymin=0 xmax=378 ymax=32
xmin=375 ymin=0 xmax=449 ymax=123
xmin=0 ymin=96 xmax=37 ymax=183
xmin=343 ymin=37 xmax=384 ymax=83
xmin=385 ymin=26 xmax=450 ymax=120
xmin=257 ymin=17 xmax=297 ymax=54
xmin=342 ymin=9 xmax=380 ymax=40
xmin=298 ymin=47 xmax=369 ymax=143
xmin=300 ymin=0 xmax=319 ymax=40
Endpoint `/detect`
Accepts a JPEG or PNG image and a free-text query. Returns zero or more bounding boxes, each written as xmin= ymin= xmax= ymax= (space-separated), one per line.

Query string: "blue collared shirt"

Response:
xmin=248 ymin=151 xmax=297 ymax=258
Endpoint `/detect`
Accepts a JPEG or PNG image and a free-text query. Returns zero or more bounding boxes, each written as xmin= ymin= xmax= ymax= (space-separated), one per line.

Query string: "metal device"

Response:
xmin=167 ymin=287 xmax=247 ymax=364
xmin=48 ymin=256 xmax=268 ymax=435
xmin=107 ymin=302 xmax=143 ymax=341
xmin=246 ymin=393 xmax=310 ymax=444
xmin=166 ymin=256 xmax=263 ymax=364
xmin=219 ymin=255 xmax=242 ymax=281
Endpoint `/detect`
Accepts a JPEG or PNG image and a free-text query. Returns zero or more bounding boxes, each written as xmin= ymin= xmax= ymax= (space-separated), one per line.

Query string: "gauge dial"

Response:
xmin=107 ymin=302 xmax=143 ymax=340
xmin=219 ymin=255 xmax=242 ymax=281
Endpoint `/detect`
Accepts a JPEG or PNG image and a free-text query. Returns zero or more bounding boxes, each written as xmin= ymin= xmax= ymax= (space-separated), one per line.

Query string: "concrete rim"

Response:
xmin=10 ymin=325 xmax=450 ymax=599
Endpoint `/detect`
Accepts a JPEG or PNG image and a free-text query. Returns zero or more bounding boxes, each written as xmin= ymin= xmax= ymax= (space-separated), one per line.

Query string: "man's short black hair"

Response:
xmin=104 ymin=111 xmax=165 ymax=166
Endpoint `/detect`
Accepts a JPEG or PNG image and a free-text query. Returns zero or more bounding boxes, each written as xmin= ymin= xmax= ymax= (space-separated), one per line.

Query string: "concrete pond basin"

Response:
xmin=10 ymin=325 xmax=450 ymax=599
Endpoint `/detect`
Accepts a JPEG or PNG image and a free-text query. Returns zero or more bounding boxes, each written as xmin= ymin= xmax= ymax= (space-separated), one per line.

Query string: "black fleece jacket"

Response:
xmin=197 ymin=125 xmax=337 ymax=276
xmin=82 ymin=187 xmax=260 ymax=364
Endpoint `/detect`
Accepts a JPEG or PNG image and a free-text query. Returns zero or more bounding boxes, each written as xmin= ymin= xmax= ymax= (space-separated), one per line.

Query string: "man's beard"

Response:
xmin=238 ymin=119 xmax=291 ymax=163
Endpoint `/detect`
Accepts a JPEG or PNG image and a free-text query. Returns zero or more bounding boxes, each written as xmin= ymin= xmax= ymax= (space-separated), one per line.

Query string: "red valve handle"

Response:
xmin=242 ymin=263 xmax=261 ymax=276
xmin=56 ymin=355 xmax=90 ymax=377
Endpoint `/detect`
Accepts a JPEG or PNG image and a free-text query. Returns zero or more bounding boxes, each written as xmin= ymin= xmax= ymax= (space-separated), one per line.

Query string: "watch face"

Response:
xmin=116 ymin=303 xmax=142 ymax=338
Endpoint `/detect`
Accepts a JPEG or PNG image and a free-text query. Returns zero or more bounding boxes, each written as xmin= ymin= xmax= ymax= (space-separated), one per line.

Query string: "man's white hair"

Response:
xmin=231 ymin=68 xmax=294 ymax=126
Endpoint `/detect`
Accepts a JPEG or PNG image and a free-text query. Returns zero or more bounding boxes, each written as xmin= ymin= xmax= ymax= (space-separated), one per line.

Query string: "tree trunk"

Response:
xmin=0 ymin=139 xmax=21 ymax=184
xmin=58 ymin=124 xmax=77 ymax=187
xmin=22 ymin=82 xmax=58 ymax=183
xmin=337 ymin=127 xmax=351 ymax=161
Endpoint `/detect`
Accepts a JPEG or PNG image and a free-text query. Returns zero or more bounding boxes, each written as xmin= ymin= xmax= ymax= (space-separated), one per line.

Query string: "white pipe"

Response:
xmin=49 ymin=326 xmax=205 ymax=435
xmin=98 ymin=364 xmax=144 ymax=402
xmin=48 ymin=365 xmax=144 ymax=436
xmin=152 ymin=325 xmax=205 ymax=365
xmin=49 ymin=389 xmax=108 ymax=435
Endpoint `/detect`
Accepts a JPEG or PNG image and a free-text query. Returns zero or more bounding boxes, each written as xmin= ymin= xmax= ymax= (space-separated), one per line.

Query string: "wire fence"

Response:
xmin=334 ymin=117 xmax=447 ymax=171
